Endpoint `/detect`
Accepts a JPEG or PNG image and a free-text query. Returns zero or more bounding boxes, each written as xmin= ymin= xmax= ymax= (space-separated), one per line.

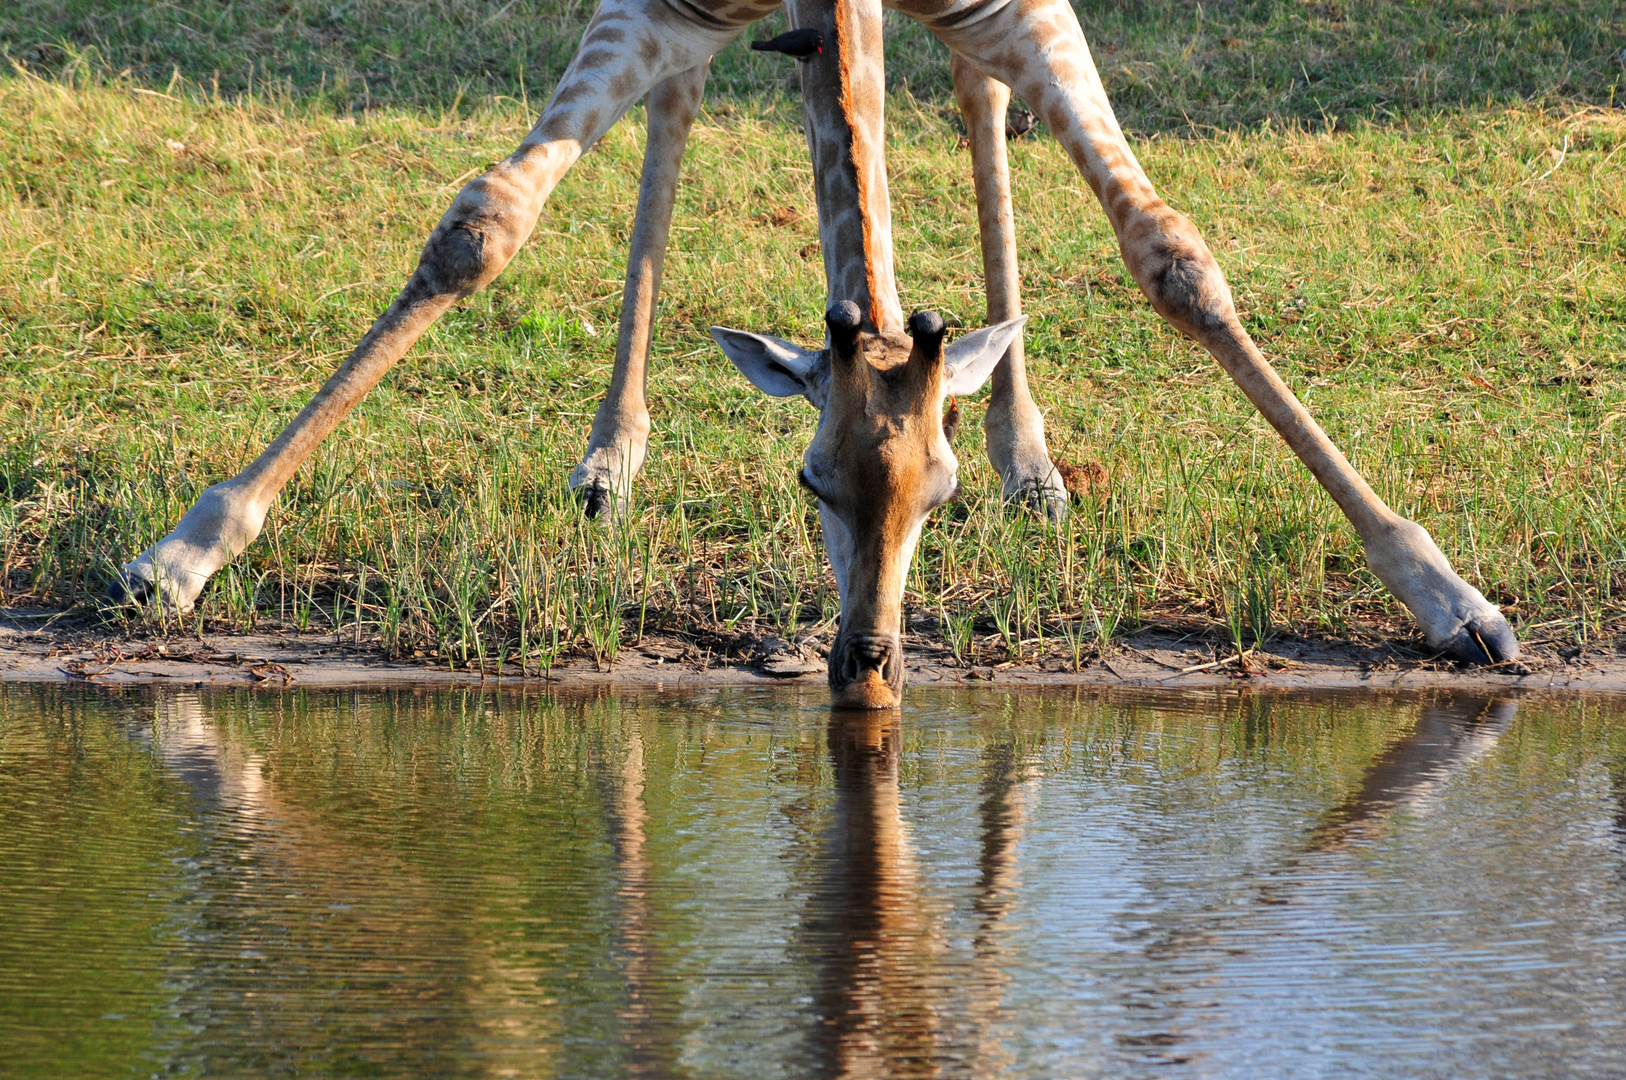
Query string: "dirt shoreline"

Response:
xmin=5 ymin=612 xmax=1626 ymax=695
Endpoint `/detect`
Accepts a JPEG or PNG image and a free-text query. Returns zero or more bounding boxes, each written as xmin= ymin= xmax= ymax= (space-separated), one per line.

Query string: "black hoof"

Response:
xmin=105 ymin=570 xmax=152 ymax=606
xmin=1439 ymin=614 xmax=1520 ymax=666
xmin=576 ymin=481 xmax=613 ymax=519
xmin=1011 ymin=479 xmax=1068 ymax=525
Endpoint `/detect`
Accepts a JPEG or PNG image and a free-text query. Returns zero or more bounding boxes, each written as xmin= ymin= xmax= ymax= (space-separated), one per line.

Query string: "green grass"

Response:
xmin=4 ymin=0 xmax=1623 ymax=131
xmin=1 ymin=5 xmax=1624 ymax=669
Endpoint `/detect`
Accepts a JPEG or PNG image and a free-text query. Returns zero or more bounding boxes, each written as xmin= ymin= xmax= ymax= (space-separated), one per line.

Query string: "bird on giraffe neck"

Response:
xmin=750 ymin=28 xmax=824 ymax=60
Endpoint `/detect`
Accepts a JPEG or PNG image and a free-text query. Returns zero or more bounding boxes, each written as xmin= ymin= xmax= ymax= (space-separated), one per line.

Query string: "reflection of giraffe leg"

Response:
xmin=920 ymin=1 xmax=1517 ymax=664
xmin=606 ymin=718 xmax=660 ymax=1076
xmin=968 ymin=735 xmax=1032 ymax=1075
xmin=1308 ymin=696 xmax=1516 ymax=851
xmin=950 ymin=53 xmax=1067 ymax=522
xmin=111 ymin=0 xmax=741 ymax=613
xmin=571 ymin=63 xmax=710 ymax=518
xmin=150 ymin=692 xmax=267 ymax=815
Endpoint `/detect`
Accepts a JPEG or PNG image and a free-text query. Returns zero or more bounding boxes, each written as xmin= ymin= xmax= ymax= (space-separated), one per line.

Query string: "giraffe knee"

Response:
xmin=416 ymin=175 xmax=528 ymax=299
xmin=418 ymin=221 xmax=497 ymax=298
xmin=1128 ymin=210 xmax=1238 ymax=339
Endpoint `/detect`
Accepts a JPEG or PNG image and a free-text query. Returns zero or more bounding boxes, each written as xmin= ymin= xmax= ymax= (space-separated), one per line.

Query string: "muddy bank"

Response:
xmin=5 ymin=612 xmax=1625 ymax=694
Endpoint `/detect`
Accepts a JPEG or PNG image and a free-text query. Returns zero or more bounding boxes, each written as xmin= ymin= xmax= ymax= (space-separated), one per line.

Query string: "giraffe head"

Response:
xmin=713 ymin=302 xmax=1024 ymax=709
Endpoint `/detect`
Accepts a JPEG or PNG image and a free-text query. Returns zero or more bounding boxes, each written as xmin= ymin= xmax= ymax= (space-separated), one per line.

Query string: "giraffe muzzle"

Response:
xmin=829 ymin=631 xmax=903 ymax=710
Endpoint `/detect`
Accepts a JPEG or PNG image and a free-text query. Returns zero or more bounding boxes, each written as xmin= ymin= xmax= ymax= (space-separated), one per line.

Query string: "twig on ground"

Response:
xmin=1163 ymin=647 xmax=1256 ymax=679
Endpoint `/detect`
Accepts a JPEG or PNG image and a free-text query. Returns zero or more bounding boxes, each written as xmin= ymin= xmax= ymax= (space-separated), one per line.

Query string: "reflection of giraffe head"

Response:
xmin=815 ymin=711 xmax=943 ymax=1073
xmin=714 ymin=303 xmax=1024 ymax=708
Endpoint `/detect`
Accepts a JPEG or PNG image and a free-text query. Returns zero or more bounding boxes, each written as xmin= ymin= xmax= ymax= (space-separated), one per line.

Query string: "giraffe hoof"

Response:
xmin=106 ymin=568 xmax=154 ymax=607
xmin=1009 ymin=478 xmax=1069 ymax=524
xmin=576 ymin=480 xmax=615 ymax=519
xmin=1438 ymin=613 xmax=1520 ymax=666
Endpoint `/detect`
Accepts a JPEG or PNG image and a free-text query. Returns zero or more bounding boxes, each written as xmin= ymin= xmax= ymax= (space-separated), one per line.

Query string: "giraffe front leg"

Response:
xmin=570 ymin=63 xmax=708 ymax=518
xmin=928 ymin=0 xmax=1518 ymax=664
xmin=950 ymin=53 xmax=1066 ymax=522
xmin=1360 ymin=517 xmax=1519 ymax=663
xmin=1104 ymin=204 xmax=1517 ymax=661
xmin=110 ymin=480 xmax=269 ymax=612
xmin=111 ymin=0 xmax=738 ymax=612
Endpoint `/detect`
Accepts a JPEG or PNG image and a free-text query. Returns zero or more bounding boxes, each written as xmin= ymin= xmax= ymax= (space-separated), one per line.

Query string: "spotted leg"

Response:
xmin=923 ymin=0 xmax=1518 ymax=663
xmin=570 ymin=63 xmax=709 ymax=518
xmin=950 ymin=52 xmax=1067 ymax=522
xmin=109 ymin=1 xmax=740 ymax=612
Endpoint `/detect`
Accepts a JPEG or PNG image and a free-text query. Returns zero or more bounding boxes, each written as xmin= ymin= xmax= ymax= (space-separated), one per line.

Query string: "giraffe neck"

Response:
xmin=787 ymin=0 xmax=904 ymax=335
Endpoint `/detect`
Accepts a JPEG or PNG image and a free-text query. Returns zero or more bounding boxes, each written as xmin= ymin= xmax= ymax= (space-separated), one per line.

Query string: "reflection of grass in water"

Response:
xmin=0 ymin=46 xmax=1623 ymax=668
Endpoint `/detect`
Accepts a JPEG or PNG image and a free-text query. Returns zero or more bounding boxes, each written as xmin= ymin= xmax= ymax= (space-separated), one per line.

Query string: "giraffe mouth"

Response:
xmin=829 ymin=631 xmax=903 ymax=710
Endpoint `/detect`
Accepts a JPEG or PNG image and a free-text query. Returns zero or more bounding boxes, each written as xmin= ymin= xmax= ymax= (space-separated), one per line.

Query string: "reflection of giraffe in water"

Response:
xmin=799 ymin=713 xmax=1042 ymax=1076
xmin=598 ymin=710 xmax=689 ymax=1078
xmin=807 ymin=712 xmax=945 ymax=1075
xmin=1091 ymin=693 xmax=1522 ymax=1070
xmin=115 ymin=0 xmax=1519 ymax=711
xmin=966 ymin=733 xmax=1037 ymax=1078
xmin=1306 ymin=694 xmax=1518 ymax=852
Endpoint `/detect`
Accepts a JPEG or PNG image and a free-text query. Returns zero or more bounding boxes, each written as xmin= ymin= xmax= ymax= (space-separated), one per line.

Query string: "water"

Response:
xmin=2 ymin=685 xmax=1624 ymax=1079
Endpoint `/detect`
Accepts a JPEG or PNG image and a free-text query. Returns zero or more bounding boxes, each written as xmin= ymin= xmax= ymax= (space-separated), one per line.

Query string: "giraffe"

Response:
xmin=111 ymin=0 xmax=1520 ymax=708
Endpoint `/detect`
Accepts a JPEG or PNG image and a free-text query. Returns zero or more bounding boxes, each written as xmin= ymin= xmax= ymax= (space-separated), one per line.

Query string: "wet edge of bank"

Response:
xmin=4 ymin=620 xmax=1624 ymax=696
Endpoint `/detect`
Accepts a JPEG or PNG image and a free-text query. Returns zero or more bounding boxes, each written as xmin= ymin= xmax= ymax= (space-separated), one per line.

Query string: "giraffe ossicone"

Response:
xmin=112 ymin=0 xmax=1519 ymax=704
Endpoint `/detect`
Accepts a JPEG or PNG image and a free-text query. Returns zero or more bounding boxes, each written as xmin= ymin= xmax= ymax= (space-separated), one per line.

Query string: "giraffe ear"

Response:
xmin=942 ymin=316 xmax=1026 ymax=396
xmin=711 ymin=327 xmax=823 ymax=399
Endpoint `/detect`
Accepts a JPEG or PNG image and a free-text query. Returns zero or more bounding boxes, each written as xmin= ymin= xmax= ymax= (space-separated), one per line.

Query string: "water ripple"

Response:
xmin=1 ymin=685 xmax=1623 ymax=1078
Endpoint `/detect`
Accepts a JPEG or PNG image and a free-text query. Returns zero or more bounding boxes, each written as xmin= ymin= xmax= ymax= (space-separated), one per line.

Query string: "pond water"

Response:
xmin=2 ymin=685 xmax=1624 ymax=1079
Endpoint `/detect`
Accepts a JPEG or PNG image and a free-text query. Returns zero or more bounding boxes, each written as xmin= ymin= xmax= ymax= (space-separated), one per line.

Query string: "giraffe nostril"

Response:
xmin=828 ymin=632 xmax=905 ymax=702
xmin=839 ymin=637 xmax=896 ymax=683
